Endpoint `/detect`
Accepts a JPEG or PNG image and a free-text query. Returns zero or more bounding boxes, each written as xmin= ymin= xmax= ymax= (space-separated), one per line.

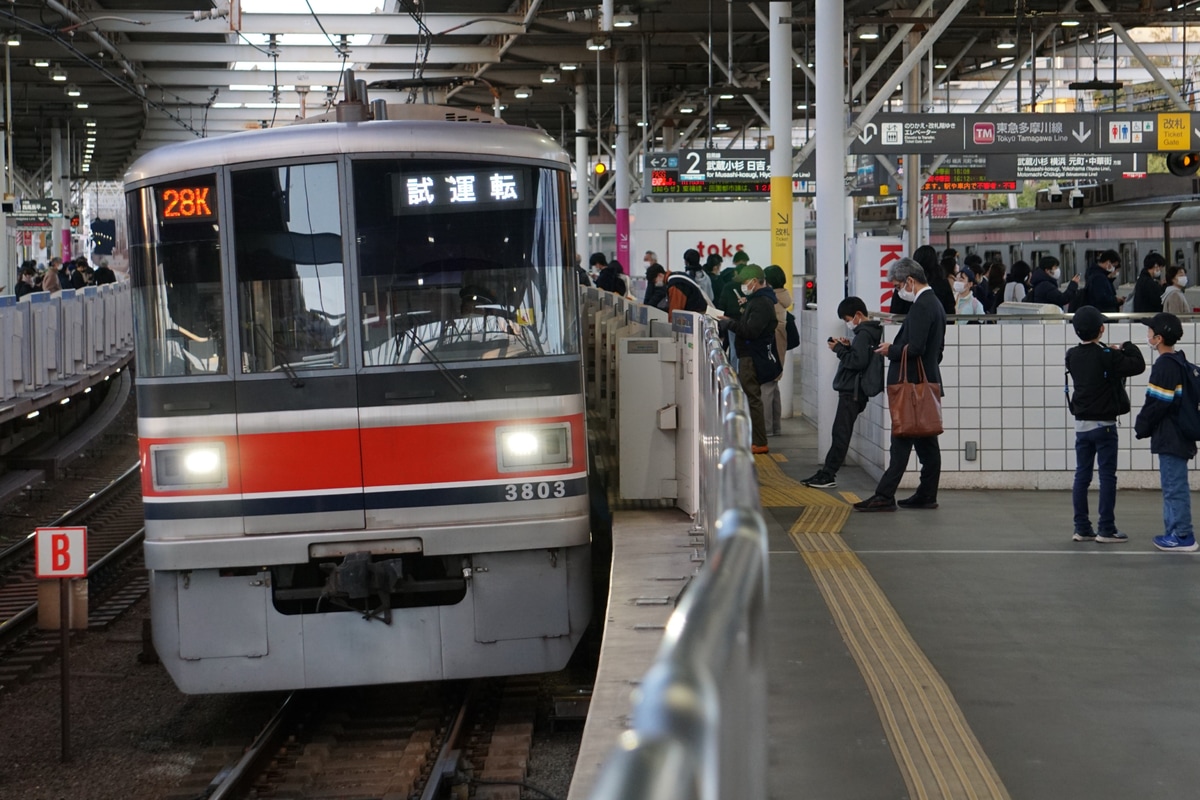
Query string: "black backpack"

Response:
xmin=1176 ymin=357 xmax=1200 ymax=441
xmin=784 ymin=312 xmax=800 ymax=350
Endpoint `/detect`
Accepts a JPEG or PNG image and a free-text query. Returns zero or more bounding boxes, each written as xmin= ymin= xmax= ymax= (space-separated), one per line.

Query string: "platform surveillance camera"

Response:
xmin=1069 ymin=187 xmax=1084 ymax=208
xmin=1048 ymin=182 xmax=1063 ymax=199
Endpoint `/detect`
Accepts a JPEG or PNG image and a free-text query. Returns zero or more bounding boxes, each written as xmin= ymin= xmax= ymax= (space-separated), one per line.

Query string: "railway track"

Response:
xmin=0 ymin=462 xmax=146 ymax=689
xmin=188 ymin=677 xmax=545 ymax=800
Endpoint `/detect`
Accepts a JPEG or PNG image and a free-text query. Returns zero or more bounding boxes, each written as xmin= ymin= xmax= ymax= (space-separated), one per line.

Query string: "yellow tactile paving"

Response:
xmin=760 ymin=455 xmax=1012 ymax=800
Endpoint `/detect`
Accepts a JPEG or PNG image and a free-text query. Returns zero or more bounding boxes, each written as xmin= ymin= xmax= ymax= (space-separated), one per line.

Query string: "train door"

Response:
xmin=984 ymin=249 xmax=1003 ymax=265
xmin=1009 ymin=245 xmax=1023 ymax=267
xmin=227 ymin=160 xmax=365 ymax=535
xmin=1174 ymin=247 xmax=1188 ymax=269
xmin=1060 ymin=244 xmax=1077 ymax=278
xmin=1119 ymin=242 xmax=1138 ymax=284
xmin=1029 ymin=249 xmax=1048 ymax=268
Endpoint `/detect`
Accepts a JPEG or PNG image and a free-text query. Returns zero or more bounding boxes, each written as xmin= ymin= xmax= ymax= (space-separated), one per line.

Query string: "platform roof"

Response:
xmin=3 ymin=1 xmax=1198 ymax=183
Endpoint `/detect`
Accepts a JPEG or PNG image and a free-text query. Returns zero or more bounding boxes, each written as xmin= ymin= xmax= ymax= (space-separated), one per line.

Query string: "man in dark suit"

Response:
xmin=855 ymin=257 xmax=946 ymax=512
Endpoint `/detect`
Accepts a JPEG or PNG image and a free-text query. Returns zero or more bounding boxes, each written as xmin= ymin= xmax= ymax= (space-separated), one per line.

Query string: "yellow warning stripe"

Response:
xmin=756 ymin=454 xmax=1011 ymax=800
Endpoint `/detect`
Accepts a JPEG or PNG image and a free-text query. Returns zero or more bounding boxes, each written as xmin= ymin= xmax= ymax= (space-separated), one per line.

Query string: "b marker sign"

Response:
xmin=36 ymin=527 xmax=88 ymax=578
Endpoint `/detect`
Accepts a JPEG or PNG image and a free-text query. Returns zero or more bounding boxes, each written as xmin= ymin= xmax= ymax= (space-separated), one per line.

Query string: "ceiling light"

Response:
xmin=32 ymin=56 xmax=49 ymax=68
xmin=85 ymin=119 xmax=96 ymax=127
xmin=719 ymin=91 xmax=735 ymax=100
xmin=66 ymin=84 xmax=80 ymax=97
xmin=540 ymin=68 xmax=559 ymax=83
xmin=1060 ymin=19 xmax=1081 ymax=27
xmin=679 ymin=104 xmax=695 ymax=114
xmin=586 ymin=36 xmax=610 ymax=51
xmin=560 ymin=62 xmax=580 ymax=71
xmin=995 ymin=33 xmax=1016 ymax=50
xmin=5 ymin=33 xmax=19 ymax=47
xmin=74 ymin=102 xmax=88 ymax=109
xmin=81 ymin=164 xmax=90 ymax=172
xmin=613 ymin=7 xmax=638 ymax=27
xmin=856 ymin=25 xmax=880 ymax=41
xmin=796 ymin=103 xmax=808 ymax=110
xmin=513 ymin=85 xmax=532 ymax=99
xmin=50 ymin=64 xmax=67 ymax=81
xmin=715 ymin=121 xmax=730 ymax=130
xmin=934 ymin=61 xmax=948 ymax=69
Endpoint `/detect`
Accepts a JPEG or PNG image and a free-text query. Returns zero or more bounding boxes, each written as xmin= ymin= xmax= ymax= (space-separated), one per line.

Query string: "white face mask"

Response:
xmin=1178 ymin=275 xmax=1189 ymax=288
xmin=1050 ymin=268 xmax=1061 ymax=281
xmin=845 ymin=319 xmax=857 ymax=333
xmin=952 ymin=280 xmax=967 ymax=294
xmin=897 ymin=283 xmax=917 ymax=302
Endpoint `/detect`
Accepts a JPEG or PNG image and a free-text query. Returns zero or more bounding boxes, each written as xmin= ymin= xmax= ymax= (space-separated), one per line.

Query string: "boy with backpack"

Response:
xmin=1065 ymin=306 xmax=1146 ymax=542
xmin=1134 ymin=312 xmax=1199 ymax=551
xmin=802 ymin=297 xmax=884 ymax=488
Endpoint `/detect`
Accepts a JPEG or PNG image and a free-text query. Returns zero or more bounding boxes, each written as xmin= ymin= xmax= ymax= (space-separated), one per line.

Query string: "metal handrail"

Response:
xmin=588 ymin=313 xmax=769 ymax=800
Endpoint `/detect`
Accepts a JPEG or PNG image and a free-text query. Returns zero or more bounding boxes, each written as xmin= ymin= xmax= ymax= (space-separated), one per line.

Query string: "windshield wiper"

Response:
xmin=401 ymin=328 xmax=474 ymax=401
xmin=253 ymin=323 xmax=305 ymax=388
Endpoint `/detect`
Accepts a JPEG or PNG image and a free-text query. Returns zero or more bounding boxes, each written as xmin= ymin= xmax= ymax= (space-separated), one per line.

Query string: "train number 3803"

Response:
xmin=504 ymin=481 xmax=566 ymax=501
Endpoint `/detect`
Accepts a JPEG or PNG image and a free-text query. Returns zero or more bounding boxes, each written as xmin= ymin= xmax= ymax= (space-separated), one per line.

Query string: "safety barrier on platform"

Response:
xmin=586 ymin=303 xmax=769 ymax=800
xmin=0 ymin=283 xmax=132 ymax=404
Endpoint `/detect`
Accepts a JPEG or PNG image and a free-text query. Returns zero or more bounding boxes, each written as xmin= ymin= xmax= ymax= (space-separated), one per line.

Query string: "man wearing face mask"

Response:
xmin=1029 ymin=256 xmax=1080 ymax=308
xmin=855 ymin=258 xmax=946 ymax=512
xmin=722 ymin=263 xmax=780 ymax=454
xmin=1079 ymin=249 xmax=1125 ymax=313
xmin=1133 ymin=253 xmax=1166 ymax=313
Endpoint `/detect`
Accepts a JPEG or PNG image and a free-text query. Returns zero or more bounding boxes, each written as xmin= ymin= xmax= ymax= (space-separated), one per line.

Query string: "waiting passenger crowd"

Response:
xmin=585 ymin=244 xmax=1199 ymax=555
xmin=9 ymin=255 xmax=117 ymax=298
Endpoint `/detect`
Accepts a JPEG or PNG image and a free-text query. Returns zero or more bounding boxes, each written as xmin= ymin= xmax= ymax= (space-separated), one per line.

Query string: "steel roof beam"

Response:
xmin=115 ymin=43 xmax=502 ymax=64
xmin=90 ymin=12 xmax=527 ymax=37
xmin=850 ymin=0 xmax=937 ymax=102
xmin=1086 ymin=0 xmax=1189 ymax=110
xmin=140 ymin=68 xmax=466 ymax=86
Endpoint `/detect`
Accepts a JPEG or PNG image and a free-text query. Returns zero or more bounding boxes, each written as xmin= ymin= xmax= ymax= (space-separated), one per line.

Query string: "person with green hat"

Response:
xmin=721 ymin=263 xmax=780 ymax=454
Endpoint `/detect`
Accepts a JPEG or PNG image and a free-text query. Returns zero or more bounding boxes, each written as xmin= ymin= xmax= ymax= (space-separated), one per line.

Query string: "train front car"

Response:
xmin=126 ymin=118 xmax=591 ymax=693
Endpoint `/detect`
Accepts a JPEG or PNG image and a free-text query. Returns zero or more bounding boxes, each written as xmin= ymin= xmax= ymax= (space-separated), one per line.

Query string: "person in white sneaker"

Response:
xmin=1134 ymin=313 xmax=1199 ymax=551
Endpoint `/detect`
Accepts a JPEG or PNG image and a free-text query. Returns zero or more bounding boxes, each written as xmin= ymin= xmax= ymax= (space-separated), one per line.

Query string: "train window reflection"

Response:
xmin=231 ymin=162 xmax=348 ymax=374
xmin=352 ymin=160 xmax=576 ymax=366
xmin=127 ymin=174 xmax=226 ymax=377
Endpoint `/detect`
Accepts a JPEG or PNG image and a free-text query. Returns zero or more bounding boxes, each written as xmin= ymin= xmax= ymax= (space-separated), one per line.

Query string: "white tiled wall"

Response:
xmin=797 ymin=314 xmax=1200 ymax=490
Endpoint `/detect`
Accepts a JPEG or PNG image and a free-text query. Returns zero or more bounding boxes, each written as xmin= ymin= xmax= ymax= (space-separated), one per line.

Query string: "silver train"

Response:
xmin=125 ymin=105 xmax=592 ymax=693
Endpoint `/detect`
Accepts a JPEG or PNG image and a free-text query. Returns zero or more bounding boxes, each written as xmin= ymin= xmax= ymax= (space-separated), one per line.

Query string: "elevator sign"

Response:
xmin=36 ymin=527 xmax=88 ymax=578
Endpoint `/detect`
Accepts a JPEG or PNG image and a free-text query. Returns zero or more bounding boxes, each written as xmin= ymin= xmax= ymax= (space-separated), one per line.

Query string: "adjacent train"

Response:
xmin=125 ymin=104 xmax=592 ymax=693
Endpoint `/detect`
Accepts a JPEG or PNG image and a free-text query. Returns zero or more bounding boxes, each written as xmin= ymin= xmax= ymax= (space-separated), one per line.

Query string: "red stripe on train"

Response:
xmin=140 ymin=414 xmax=586 ymax=498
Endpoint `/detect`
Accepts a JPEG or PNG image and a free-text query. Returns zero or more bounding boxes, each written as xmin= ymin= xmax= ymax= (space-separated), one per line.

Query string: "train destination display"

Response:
xmin=396 ymin=168 xmax=529 ymax=212
xmin=850 ymin=111 xmax=1200 ymax=155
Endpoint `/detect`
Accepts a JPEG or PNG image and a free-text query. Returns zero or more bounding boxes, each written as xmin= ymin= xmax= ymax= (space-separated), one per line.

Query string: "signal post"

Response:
xmin=35 ymin=526 xmax=89 ymax=762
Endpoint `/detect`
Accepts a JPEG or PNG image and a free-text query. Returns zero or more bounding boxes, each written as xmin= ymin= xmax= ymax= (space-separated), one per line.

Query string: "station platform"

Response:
xmin=574 ymin=411 xmax=1200 ymax=800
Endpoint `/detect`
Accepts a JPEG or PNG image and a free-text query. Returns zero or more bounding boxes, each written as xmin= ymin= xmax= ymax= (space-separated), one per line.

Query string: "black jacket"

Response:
xmin=930 ymin=279 xmax=956 ymax=315
xmin=1080 ymin=263 xmax=1121 ymax=312
xmin=595 ymin=265 xmax=626 ymax=295
xmin=832 ymin=320 xmax=884 ymax=400
xmin=727 ymin=286 xmax=778 ymax=357
xmin=1066 ymin=340 xmax=1145 ymax=420
xmin=1135 ymin=351 xmax=1199 ymax=458
xmin=1030 ymin=269 xmax=1077 ymax=308
xmin=1132 ymin=270 xmax=1163 ymax=313
xmin=887 ymin=288 xmax=945 ymax=391
xmin=642 ymin=283 xmax=668 ymax=309
xmin=666 ymin=272 xmax=710 ymax=313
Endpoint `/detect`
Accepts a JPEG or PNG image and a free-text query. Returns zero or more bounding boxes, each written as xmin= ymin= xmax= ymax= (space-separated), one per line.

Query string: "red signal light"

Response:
xmin=805 ymin=280 xmax=814 ymax=289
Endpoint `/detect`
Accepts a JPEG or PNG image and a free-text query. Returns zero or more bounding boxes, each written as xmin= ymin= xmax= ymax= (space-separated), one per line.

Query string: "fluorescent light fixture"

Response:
xmin=66 ymin=83 xmax=80 ymax=97
xmin=5 ymin=32 xmax=19 ymax=47
xmin=32 ymin=56 xmax=49 ymax=68
xmin=857 ymin=25 xmax=879 ymax=40
xmin=60 ymin=397 xmax=70 ymax=405
xmin=26 ymin=410 xmax=39 ymax=419
xmin=540 ymin=68 xmax=559 ymax=83
xmin=1060 ymin=18 xmax=1081 ymax=27
xmin=75 ymin=102 xmax=89 ymax=109
xmin=513 ymin=85 xmax=532 ymax=99
xmin=679 ymin=104 xmax=695 ymax=113
xmin=796 ymin=103 xmax=808 ymax=110
xmin=613 ymin=7 xmax=638 ymax=27
xmin=85 ymin=119 xmax=96 ymax=127
xmin=996 ymin=33 xmax=1016 ymax=50
xmin=934 ymin=61 xmax=948 ymax=69
xmin=719 ymin=90 xmax=736 ymax=100
xmin=586 ymin=36 xmax=610 ymax=51
xmin=560 ymin=62 xmax=580 ymax=71
xmin=50 ymin=64 xmax=67 ymax=81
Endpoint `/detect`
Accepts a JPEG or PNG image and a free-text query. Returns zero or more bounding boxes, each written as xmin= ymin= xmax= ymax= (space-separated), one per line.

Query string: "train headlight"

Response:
xmin=497 ymin=425 xmax=571 ymax=471
xmin=150 ymin=443 xmax=228 ymax=490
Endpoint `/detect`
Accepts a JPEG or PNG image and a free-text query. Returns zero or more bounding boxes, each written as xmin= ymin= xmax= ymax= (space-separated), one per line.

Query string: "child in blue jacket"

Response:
xmin=1133 ymin=313 xmax=1198 ymax=551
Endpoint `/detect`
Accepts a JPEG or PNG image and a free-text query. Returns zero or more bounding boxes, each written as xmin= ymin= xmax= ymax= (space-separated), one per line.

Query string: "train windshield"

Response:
xmin=352 ymin=158 xmax=576 ymax=365
xmin=127 ymin=174 xmax=225 ymax=377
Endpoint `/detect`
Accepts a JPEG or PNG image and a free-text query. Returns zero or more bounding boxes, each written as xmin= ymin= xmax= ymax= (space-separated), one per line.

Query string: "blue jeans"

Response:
xmin=1158 ymin=453 xmax=1194 ymax=541
xmin=1073 ymin=425 xmax=1118 ymax=534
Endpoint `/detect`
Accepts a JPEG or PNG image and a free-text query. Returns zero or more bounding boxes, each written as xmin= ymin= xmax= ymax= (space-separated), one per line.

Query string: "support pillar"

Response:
xmin=769 ymin=2 xmax=795 ymax=418
xmin=575 ymin=77 xmax=590 ymax=269
xmin=615 ymin=60 xmax=630 ymax=271
xmin=814 ymin=0 xmax=844 ymax=459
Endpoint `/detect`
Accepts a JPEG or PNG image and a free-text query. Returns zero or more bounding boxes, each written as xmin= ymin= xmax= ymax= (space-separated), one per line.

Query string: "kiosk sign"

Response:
xmin=36 ymin=527 xmax=88 ymax=578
